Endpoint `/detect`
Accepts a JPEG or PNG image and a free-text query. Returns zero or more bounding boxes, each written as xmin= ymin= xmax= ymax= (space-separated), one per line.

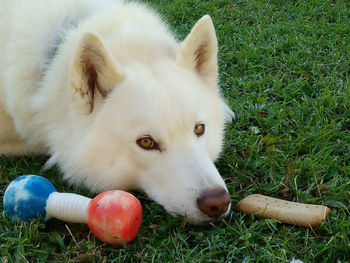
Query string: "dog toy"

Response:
xmin=3 ymin=175 xmax=142 ymax=245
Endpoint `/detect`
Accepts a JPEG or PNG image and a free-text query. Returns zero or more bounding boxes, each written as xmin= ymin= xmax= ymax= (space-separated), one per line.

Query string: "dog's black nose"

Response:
xmin=197 ymin=188 xmax=231 ymax=218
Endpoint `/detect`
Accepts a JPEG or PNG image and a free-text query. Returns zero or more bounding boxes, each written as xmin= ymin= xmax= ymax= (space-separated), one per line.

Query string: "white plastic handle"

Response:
xmin=45 ymin=192 xmax=91 ymax=223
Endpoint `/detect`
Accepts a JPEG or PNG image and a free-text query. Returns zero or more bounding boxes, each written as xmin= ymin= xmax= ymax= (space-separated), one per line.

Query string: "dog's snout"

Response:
xmin=197 ymin=188 xmax=231 ymax=218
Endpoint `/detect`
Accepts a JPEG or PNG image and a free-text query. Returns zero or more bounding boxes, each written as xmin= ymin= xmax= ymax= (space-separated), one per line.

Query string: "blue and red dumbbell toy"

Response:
xmin=3 ymin=175 xmax=142 ymax=246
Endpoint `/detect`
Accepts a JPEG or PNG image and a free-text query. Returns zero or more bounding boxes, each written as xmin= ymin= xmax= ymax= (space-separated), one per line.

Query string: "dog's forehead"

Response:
xmin=105 ymin=62 xmax=222 ymax=133
xmin=131 ymin=64 xmax=216 ymax=116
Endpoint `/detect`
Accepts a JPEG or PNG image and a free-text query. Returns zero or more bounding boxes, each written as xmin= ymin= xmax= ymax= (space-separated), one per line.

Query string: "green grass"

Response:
xmin=1 ymin=0 xmax=350 ymax=262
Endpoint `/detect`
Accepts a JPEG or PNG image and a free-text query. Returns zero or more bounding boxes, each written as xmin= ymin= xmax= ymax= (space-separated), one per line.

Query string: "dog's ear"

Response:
xmin=71 ymin=32 xmax=124 ymax=114
xmin=177 ymin=15 xmax=218 ymax=85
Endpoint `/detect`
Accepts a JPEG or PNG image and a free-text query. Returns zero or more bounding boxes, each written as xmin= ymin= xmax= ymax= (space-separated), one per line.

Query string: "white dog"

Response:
xmin=0 ymin=0 xmax=234 ymax=225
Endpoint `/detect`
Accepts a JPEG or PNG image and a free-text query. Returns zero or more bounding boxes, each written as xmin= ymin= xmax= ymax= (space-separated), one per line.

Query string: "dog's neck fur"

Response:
xmin=41 ymin=15 xmax=79 ymax=76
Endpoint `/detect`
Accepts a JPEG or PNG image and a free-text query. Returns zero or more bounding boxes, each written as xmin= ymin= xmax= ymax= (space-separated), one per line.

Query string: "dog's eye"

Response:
xmin=194 ymin=123 xmax=205 ymax=137
xmin=137 ymin=136 xmax=159 ymax=150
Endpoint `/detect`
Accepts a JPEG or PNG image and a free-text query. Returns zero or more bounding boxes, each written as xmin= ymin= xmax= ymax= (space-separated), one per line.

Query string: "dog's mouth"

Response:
xmin=162 ymin=188 xmax=232 ymax=225
xmin=203 ymin=202 xmax=232 ymax=225
xmin=184 ymin=202 xmax=232 ymax=226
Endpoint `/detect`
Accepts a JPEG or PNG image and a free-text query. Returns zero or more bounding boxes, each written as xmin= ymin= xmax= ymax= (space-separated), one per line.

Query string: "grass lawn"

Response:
xmin=1 ymin=0 xmax=349 ymax=262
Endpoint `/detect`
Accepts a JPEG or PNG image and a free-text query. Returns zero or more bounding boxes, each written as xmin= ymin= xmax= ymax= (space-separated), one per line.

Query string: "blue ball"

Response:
xmin=3 ymin=175 xmax=57 ymax=222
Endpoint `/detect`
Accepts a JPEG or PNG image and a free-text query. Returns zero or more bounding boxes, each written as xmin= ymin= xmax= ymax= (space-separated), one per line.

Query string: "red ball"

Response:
xmin=87 ymin=190 xmax=142 ymax=246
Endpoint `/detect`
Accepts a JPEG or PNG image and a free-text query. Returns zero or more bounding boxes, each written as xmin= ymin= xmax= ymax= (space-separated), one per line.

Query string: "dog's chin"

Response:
xmin=181 ymin=203 xmax=232 ymax=226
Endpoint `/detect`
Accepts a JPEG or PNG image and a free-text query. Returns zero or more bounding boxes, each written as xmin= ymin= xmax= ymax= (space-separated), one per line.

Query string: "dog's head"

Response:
xmin=59 ymin=15 xmax=234 ymax=225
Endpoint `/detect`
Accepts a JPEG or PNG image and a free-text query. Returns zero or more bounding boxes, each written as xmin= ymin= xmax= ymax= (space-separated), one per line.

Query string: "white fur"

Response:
xmin=0 ymin=0 xmax=234 ymax=224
